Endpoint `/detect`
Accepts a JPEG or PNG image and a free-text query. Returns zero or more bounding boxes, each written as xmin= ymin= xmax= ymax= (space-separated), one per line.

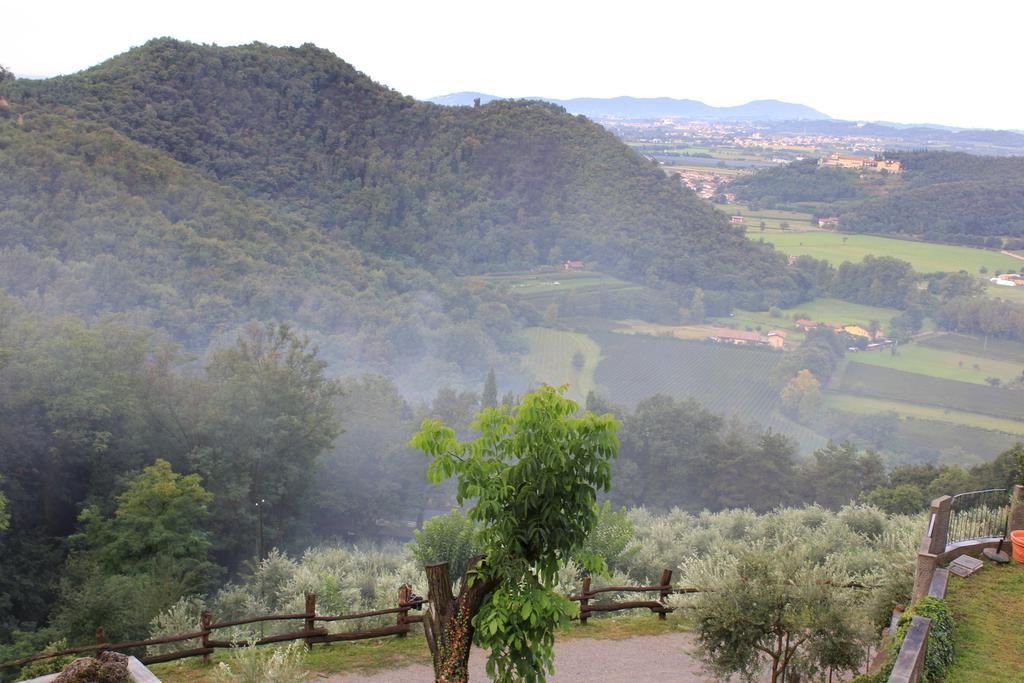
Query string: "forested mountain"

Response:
xmin=2 ymin=39 xmax=794 ymax=283
xmin=730 ymin=151 xmax=1024 ymax=245
xmin=0 ymin=39 xmax=808 ymax=384
xmin=0 ymin=114 xmax=521 ymax=390
xmin=840 ymin=152 xmax=1024 ymax=243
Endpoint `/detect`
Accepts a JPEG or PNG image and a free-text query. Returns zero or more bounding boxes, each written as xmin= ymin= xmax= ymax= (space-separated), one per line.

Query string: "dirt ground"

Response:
xmin=314 ymin=632 xmax=723 ymax=682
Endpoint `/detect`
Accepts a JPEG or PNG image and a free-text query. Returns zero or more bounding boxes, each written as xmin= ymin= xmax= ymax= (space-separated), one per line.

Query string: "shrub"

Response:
xmin=575 ymin=502 xmax=638 ymax=574
xmin=147 ymin=595 xmax=205 ymax=656
xmin=873 ymin=597 xmax=955 ymax=682
xmin=408 ymin=509 xmax=480 ymax=585
xmin=212 ymin=641 xmax=307 ymax=683
xmin=15 ymin=638 xmax=75 ymax=680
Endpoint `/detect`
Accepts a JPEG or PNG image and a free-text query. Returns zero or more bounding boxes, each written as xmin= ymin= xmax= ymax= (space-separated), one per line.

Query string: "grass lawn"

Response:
xmin=750 ymin=231 xmax=1021 ymax=274
xmin=522 ymin=327 xmax=602 ymax=402
xmin=719 ymin=203 xmax=817 ymax=231
xmin=985 ymin=281 xmax=1024 ymax=303
xmin=943 ymin=559 xmax=1024 ymax=682
xmin=920 ymin=333 xmax=1024 ymax=365
xmin=151 ymin=616 xmax=685 ymax=682
xmin=847 ymin=344 xmax=1024 ymax=386
xmin=824 ymin=394 xmax=1024 ymax=436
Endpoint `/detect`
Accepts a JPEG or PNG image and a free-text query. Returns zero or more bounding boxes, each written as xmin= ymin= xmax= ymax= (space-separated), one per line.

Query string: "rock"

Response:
xmin=55 ymin=651 xmax=131 ymax=683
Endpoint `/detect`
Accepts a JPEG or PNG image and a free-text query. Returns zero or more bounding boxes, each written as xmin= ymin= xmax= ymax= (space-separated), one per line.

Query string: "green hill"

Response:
xmin=0 ymin=113 xmax=518 ymax=387
xmin=2 ymin=39 xmax=805 ymax=307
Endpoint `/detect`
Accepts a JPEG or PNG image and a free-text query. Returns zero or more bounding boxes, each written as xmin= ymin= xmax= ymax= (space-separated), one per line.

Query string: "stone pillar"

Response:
xmin=926 ymin=496 xmax=952 ymax=556
xmin=912 ymin=549 xmax=938 ymax=603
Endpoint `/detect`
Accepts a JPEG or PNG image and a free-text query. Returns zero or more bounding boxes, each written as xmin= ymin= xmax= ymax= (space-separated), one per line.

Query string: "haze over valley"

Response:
xmin=2 ymin=14 xmax=1024 ymax=682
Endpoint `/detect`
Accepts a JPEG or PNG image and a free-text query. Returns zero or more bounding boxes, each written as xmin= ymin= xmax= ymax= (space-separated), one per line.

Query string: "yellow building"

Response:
xmin=875 ymin=159 xmax=903 ymax=174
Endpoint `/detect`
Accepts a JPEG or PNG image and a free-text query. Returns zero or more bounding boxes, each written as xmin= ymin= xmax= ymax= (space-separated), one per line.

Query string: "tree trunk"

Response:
xmin=423 ymin=558 xmax=500 ymax=683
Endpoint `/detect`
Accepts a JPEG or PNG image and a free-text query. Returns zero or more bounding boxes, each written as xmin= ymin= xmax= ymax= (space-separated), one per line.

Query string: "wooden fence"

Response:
xmin=1 ymin=571 xmax=690 ymax=673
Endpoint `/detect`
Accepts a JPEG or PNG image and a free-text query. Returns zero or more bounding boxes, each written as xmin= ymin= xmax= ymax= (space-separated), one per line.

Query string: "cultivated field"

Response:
xmin=613 ymin=319 xmax=722 ymax=340
xmin=751 ymin=230 xmax=1020 ymax=274
xmin=848 ymin=343 xmax=1024 ymax=386
xmin=918 ymin=333 xmax=1024 ymax=364
xmin=521 ymin=327 xmax=602 ymax=402
xmin=834 ymin=362 xmax=1024 ymax=420
xmin=825 ymin=394 xmax=1024 ymax=436
xmin=591 ymin=331 xmax=827 ymax=453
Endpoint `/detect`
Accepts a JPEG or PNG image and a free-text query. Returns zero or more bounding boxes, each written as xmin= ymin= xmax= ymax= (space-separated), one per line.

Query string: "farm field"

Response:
xmin=750 ymin=230 xmax=1020 ymax=274
xmin=477 ymin=270 xmax=638 ymax=297
xmin=521 ymin=327 xmax=602 ymax=403
xmin=834 ymin=362 xmax=1024 ymax=421
xmin=918 ymin=333 xmax=1024 ymax=364
xmin=846 ymin=343 xmax=1024 ymax=386
xmin=663 ymin=163 xmax=749 ymax=178
xmin=825 ymin=394 xmax=1024 ymax=436
xmin=590 ymin=331 xmax=827 ymax=453
xmin=721 ymin=203 xmax=817 ymax=231
xmin=614 ymin=319 xmax=722 ymax=340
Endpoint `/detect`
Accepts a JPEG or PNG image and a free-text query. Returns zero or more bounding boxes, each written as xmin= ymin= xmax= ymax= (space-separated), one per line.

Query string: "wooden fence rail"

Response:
xmin=1 ymin=572 xmax=690 ymax=672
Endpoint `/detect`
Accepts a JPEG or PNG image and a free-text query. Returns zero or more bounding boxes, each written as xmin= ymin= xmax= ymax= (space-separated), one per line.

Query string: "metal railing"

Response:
xmin=947 ymin=488 xmax=1010 ymax=546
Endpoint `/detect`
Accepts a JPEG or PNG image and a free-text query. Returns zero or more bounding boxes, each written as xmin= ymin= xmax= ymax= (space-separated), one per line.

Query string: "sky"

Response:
xmin=5 ymin=0 xmax=1023 ymax=130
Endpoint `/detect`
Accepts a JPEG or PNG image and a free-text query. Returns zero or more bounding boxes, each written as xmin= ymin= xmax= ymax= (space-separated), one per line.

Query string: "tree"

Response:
xmin=409 ymin=385 xmax=619 ymax=682
xmin=694 ymin=547 xmax=864 ymax=683
xmin=481 ymin=369 xmax=498 ymax=409
xmin=780 ymin=369 xmax=822 ymax=422
xmin=51 ymin=460 xmax=216 ymax=642
xmin=192 ymin=323 xmax=341 ymax=565
xmin=0 ymin=64 xmax=12 ymax=83
xmin=74 ymin=459 xmax=215 ymax=588
xmin=689 ymin=288 xmax=706 ymax=323
xmin=799 ymin=442 xmax=887 ymax=509
xmin=0 ymin=480 xmax=8 ymax=532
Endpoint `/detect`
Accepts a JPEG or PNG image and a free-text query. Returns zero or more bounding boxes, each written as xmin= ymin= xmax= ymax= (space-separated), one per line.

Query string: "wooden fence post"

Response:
xmin=658 ymin=569 xmax=673 ymax=620
xmin=304 ymin=593 xmax=316 ymax=650
xmin=579 ymin=577 xmax=591 ymax=626
xmin=397 ymin=584 xmax=411 ymax=637
xmin=201 ymin=610 xmax=212 ymax=664
xmin=95 ymin=627 xmax=106 ymax=653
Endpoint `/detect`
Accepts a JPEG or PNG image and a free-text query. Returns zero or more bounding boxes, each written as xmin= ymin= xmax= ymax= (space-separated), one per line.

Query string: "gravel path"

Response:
xmin=314 ymin=632 xmax=723 ymax=682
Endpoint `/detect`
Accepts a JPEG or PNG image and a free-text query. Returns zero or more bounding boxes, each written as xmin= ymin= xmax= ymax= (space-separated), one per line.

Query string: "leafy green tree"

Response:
xmin=192 ymin=323 xmax=341 ymax=565
xmin=51 ymin=460 xmax=215 ymax=642
xmin=694 ymin=547 xmax=864 ymax=683
xmin=74 ymin=459 xmax=215 ymax=585
xmin=799 ymin=442 xmax=886 ymax=510
xmin=409 ymin=385 xmax=619 ymax=683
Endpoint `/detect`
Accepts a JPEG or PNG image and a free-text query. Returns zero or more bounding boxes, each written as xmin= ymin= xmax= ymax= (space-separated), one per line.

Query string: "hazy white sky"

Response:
xmin=5 ymin=0 xmax=1022 ymax=129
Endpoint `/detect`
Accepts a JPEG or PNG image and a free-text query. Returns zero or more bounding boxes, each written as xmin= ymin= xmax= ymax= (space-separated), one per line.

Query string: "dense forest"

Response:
xmin=726 ymin=158 xmax=867 ymax=205
xmin=730 ymin=151 xmax=1024 ymax=244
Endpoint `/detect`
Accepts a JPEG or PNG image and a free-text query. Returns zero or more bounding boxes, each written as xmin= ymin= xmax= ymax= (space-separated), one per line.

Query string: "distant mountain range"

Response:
xmin=428 ymin=92 xmax=831 ymax=121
